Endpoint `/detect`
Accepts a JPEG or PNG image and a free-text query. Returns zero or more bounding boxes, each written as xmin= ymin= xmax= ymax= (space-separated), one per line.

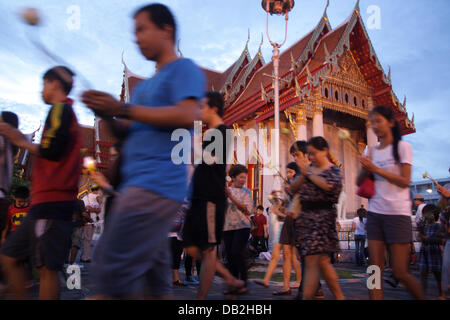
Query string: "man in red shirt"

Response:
xmin=0 ymin=66 xmax=81 ymax=300
xmin=251 ymin=206 xmax=268 ymax=253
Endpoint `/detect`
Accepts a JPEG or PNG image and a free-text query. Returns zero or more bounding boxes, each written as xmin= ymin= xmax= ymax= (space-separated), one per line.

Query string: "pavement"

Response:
xmin=4 ymin=256 xmax=445 ymax=301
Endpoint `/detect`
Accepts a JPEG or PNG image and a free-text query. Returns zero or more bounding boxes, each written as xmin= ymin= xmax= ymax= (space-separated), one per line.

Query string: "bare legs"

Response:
xmin=186 ymin=246 xmax=244 ymax=300
xmin=262 ymin=243 xmax=281 ymax=285
xmin=0 ymin=255 xmax=27 ymax=299
xmin=281 ymin=245 xmax=301 ymax=291
xmin=302 ymin=254 xmax=344 ymax=300
xmin=368 ymin=240 xmax=424 ymax=300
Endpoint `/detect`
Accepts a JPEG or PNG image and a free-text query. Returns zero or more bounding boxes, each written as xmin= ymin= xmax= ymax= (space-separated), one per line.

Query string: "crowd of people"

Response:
xmin=0 ymin=3 xmax=448 ymax=301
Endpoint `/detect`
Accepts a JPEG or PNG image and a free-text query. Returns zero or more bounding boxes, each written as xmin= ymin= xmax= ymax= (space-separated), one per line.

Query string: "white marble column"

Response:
xmin=296 ymin=107 xmax=307 ymax=141
xmin=312 ymin=105 xmax=324 ymax=137
xmin=366 ymin=121 xmax=378 ymax=147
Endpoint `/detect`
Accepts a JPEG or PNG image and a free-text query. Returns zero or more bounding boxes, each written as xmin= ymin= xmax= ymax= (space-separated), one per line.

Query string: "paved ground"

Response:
xmin=5 ymin=257 xmax=445 ymax=301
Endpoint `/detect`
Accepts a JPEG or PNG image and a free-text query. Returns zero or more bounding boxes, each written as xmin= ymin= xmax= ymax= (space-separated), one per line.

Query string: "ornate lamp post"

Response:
xmin=261 ymin=0 xmax=294 ymax=191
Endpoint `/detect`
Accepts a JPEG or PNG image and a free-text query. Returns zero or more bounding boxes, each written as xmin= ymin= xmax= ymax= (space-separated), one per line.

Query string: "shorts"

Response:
xmin=279 ymin=216 xmax=295 ymax=246
xmin=90 ymin=186 xmax=181 ymax=297
xmin=183 ymin=199 xmax=226 ymax=251
xmin=1 ymin=207 xmax=74 ymax=271
xmin=71 ymin=226 xmax=83 ymax=249
xmin=366 ymin=212 xmax=412 ymax=244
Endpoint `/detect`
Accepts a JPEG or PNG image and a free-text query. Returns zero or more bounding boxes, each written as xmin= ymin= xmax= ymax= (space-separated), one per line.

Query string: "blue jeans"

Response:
xmin=354 ymin=235 xmax=366 ymax=266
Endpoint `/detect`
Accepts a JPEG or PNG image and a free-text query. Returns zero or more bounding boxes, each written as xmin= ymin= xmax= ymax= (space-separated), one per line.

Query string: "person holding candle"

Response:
xmin=357 ymin=105 xmax=424 ymax=300
xmin=291 ymin=137 xmax=344 ymax=300
xmin=82 ymin=3 xmax=205 ymax=299
xmin=0 ymin=66 xmax=82 ymax=300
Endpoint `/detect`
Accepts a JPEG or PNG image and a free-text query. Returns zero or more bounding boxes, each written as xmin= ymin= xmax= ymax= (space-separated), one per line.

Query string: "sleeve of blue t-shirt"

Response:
xmin=171 ymin=59 xmax=205 ymax=103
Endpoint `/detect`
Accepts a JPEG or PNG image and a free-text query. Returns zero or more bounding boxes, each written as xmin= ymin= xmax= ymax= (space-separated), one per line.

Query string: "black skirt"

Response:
xmin=279 ymin=216 xmax=295 ymax=246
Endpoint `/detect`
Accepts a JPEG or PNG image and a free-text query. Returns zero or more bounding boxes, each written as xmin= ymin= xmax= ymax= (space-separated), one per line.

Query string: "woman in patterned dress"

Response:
xmin=291 ymin=137 xmax=344 ymax=300
xmin=223 ymin=165 xmax=254 ymax=294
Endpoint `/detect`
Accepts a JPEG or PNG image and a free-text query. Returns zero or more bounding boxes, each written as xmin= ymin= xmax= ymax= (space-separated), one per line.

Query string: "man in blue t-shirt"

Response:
xmin=82 ymin=3 xmax=205 ymax=299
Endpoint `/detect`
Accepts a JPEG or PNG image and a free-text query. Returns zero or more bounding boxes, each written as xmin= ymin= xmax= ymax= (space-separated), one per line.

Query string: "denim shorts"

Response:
xmin=366 ymin=212 xmax=412 ymax=244
xmin=1 ymin=213 xmax=73 ymax=271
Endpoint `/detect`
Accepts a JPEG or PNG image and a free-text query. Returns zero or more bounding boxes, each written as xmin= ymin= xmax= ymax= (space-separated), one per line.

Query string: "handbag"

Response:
xmin=356 ymin=146 xmax=375 ymax=199
xmin=356 ymin=174 xmax=375 ymax=199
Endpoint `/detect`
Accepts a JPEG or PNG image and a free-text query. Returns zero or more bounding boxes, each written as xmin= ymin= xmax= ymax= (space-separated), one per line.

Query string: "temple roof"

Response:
xmin=119 ymin=0 xmax=415 ymax=135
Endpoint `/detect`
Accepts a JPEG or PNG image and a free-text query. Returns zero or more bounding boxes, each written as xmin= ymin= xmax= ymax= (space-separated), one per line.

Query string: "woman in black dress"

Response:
xmin=291 ymin=137 xmax=344 ymax=300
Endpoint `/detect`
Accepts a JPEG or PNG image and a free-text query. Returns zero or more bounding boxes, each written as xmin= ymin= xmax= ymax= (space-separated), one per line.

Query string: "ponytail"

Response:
xmin=371 ymin=106 xmax=402 ymax=163
xmin=391 ymin=120 xmax=402 ymax=164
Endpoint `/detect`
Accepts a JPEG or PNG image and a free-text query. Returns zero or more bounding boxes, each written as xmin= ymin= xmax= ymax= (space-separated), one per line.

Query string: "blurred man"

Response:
xmin=82 ymin=3 xmax=205 ymax=299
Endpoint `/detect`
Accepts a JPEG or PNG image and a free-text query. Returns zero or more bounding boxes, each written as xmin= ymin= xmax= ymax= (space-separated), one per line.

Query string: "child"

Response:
xmin=0 ymin=112 xmax=19 ymax=235
xmin=1 ymin=186 xmax=30 ymax=245
xmin=0 ymin=65 xmax=82 ymax=300
xmin=250 ymin=206 xmax=268 ymax=254
xmin=418 ymin=204 xmax=445 ymax=299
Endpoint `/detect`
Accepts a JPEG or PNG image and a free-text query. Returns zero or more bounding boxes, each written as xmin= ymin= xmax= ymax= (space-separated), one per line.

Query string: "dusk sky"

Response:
xmin=0 ymin=0 xmax=449 ymax=182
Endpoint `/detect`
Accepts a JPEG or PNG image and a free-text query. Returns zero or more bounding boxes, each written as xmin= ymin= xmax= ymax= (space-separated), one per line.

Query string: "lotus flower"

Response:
xmin=83 ymin=156 xmax=97 ymax=172
xmin=338 ymin=129 xmax=361 ymax=156
xmin=338 ymin=129 xmax=351 ymax=140
xmin=281 ymin=127 xmax=290 ymax=135
xmin=21 ymin=8 xmax=41 ymax=26
xmin=423 ymin=172 xmax=438 ymax=185
xmin=225 ymin=176 xmax=232 ymax=183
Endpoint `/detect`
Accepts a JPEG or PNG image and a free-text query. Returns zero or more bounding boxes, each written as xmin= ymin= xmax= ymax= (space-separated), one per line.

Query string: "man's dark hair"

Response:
xmin=206 ymin=91 xmax=225 ymax=118
xmin=43 ymin=66 xmax=75 ymax=95
xmin=13 ymin=186 xmax=30 ymax=199
xmin=290 ymin=140 xmax=307 ymax=155
xmin=286 ymin=162 xmax=300 ymax=175
xmin=1 ymin=111 xmax=19 ymax=129
xmin=229 ymin=164 xmax=248 ymax=178
xmin=134 ymin=3 xmax=177 ymax=42
xmin=257 ymin=205 xmax=264 ymax=211
xmin=423 ymin=204 xmax=440 ymax=222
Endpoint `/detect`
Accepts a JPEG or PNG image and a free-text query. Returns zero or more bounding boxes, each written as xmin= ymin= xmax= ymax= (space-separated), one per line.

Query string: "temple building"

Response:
xmin=117 ymin=1 xmax=415 ymax=221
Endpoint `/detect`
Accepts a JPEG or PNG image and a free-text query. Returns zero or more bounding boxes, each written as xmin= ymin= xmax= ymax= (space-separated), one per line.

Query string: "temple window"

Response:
xmin=345 ymin=93 xmax=349 ymax=103
xmin=335 ymin=91 xmax=339 ymax=100
xmin=354 ymin=96 xmax=358 ymax=106
xmin=362 ymin=99 xmax=366 ymax=108
xmin=324 ymin=88 xmax=329 ymax=98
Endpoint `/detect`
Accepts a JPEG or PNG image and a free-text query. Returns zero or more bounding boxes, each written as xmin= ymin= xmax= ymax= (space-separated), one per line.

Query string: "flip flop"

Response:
xmin=224 ymin=283 xmax=247 ymax=295
xmin=273 ymin=289 xmax=291 ymax=296
xmin=173 ymin=280 xmax=187 ymax=287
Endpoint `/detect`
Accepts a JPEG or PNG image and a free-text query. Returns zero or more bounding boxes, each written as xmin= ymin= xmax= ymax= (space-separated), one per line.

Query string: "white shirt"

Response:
xmin=83 ymin=193 xmax=100 ymax=221
xmin=367 ymin=141 xmax=413 ymax=216
xmin=415 ymin=203 xmax=426 ymax=225
xmin=352 ymin=217 xmax=367 ymax=236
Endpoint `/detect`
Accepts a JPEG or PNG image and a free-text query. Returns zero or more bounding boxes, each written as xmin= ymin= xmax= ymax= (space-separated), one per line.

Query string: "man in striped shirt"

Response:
xmin=0 ymin=66 xmax=82 ymax=300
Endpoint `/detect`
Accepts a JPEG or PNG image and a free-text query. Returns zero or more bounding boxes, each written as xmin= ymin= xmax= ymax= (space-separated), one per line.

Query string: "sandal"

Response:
xmin=173 ymin=280 xmax=187 ymax=287
xmin=224 ymin=283 xmax=247 ymax=295
xmin=273 ymin=289 xmax=291 ymax=296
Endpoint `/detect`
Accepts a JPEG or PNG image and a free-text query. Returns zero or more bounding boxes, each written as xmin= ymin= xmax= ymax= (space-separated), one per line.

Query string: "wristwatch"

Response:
xmin=118 ymin=103 xmax=132 ymax=119
xmin=305 ymin=171 xmax=313 ymax=179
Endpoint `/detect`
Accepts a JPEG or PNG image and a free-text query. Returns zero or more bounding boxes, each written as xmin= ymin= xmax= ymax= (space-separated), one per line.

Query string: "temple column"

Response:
xmin=366 ymin=121 xmax=378 ymax=147
xmin=312 ymin=105 xmax=324 ymax=137
xmin=296 ymin=107 xmax=307 ymax=141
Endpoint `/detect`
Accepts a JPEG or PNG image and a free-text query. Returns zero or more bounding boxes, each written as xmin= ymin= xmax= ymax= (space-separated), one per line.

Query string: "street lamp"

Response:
xmin=262 ymin=0 xmax=294 ymax=192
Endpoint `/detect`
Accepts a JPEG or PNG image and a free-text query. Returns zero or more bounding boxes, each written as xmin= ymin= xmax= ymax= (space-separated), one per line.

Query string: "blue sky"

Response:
xmin=0 ymin=0 xmax=449 ymax=181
